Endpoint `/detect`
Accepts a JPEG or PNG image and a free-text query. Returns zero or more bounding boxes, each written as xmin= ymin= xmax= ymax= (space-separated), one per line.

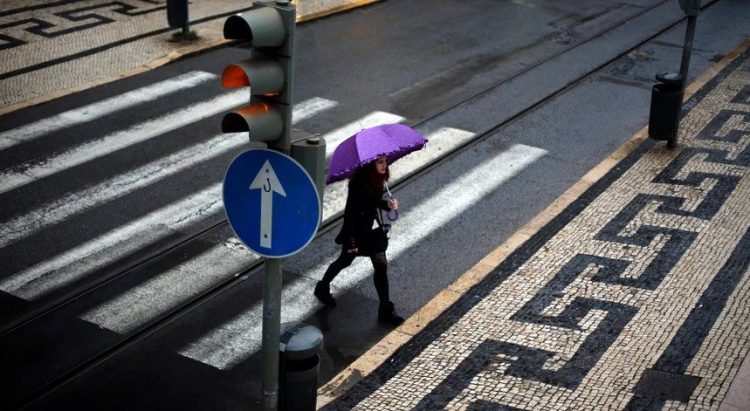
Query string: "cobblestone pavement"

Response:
xmin=0 ymin=0 xmax=376 ymax=113
xmin=319 ymin=46 xmax=750 ymax=410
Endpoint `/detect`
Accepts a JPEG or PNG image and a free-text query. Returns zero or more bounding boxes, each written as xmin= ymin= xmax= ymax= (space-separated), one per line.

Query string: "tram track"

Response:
xmin=5 ymin=0 xmax=721 ymax=407
xmin=0 ymin=0 xmax=678 ymax=339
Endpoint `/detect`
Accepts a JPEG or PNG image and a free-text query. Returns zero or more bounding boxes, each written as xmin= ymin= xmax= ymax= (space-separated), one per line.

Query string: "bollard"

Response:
xmin=166 ymin=0 xmax=189 ymax=36
xmin=648 ymin=72 xmax=683 ymax=147
xmin=279 ymin=323 xmax=323 ymax=411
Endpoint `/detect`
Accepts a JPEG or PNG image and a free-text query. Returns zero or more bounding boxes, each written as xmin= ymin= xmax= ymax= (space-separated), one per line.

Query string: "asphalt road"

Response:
xmin=1 ymin=0 xmax=749 ymax=409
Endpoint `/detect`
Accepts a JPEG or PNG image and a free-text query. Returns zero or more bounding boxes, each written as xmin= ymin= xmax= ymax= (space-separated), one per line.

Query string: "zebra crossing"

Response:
xmin=0 ymin=69 xmax=547 ymax=373
xmin=0 ymin=71 xmax=217 ymax=150
xmin=178 ymin=144 xmax=547 ymax=370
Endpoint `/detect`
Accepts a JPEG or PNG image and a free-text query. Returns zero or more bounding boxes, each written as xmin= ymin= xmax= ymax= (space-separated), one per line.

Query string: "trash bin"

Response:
xmin=279 ymin=323 xmax=323 ymax=411
xmin=648 ymin=72 xmax=683 ymax=142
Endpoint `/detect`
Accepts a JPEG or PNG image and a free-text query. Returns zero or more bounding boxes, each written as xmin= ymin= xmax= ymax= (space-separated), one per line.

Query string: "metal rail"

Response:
xmin=10 ymin=0 xmax=715 ymax=407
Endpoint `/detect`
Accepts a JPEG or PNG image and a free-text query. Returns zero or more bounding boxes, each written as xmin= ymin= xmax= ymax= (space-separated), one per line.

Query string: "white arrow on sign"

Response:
xmin=249 ymin=160 xmax=286 ymax=248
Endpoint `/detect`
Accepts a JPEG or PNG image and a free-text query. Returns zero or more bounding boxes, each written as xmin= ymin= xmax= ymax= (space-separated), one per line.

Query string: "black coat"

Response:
xmin=334 ymin=171 xmax=390 ymax=254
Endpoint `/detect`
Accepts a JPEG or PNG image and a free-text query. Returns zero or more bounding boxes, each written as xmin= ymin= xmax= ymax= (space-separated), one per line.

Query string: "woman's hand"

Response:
xmin=387 ymin=198 xmax=399 ymax=210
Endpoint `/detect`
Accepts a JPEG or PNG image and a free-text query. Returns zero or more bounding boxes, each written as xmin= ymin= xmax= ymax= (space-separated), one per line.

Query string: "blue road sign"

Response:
xmin=223 ymin=149 xmax=321 ymax=258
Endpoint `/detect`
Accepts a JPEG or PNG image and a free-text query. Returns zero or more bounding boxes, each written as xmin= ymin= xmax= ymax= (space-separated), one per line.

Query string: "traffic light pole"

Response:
xmin=262 ymin=257 xmax=283 ymax=410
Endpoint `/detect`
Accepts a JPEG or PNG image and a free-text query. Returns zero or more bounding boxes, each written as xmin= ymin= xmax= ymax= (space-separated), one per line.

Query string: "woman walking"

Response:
xmin=314 ymin=155 xmax=405 ymax=326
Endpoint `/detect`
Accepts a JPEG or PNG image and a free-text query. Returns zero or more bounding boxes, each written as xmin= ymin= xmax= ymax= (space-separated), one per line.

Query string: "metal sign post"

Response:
xmin=678 ymin=0 xmax=700 ymax=95
xmin=223 ymin=149 xmax=320 ymax=410
xmin=221 ymin=3 xmax=326 ymax=408
xmin=262 ymin=258 xmax=283 ymax=409
xmin=671 ymin=0 xmax=701 ymax=148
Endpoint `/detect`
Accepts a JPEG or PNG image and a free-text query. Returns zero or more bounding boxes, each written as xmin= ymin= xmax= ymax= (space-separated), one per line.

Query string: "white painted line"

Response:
xmin=324 ymin=111 xmax=406 ymax=158
xmin=80 ymin=239 xmax=257 ymax=334
xmin=179 ymin=144 xmax=547 ymax=369
xmin=293 ymin=97 xmax=338 ymax=123
xmin=0 ymin=71 xmax=217 ymax=150
xmin=0 ymin=133 xmax=245 ymax=248
xmin=0 ymin=98 xmax=338 ymax=248
xmin=78 ymin=125 xmax=478 ymax=336
xmin=0 ymin=90 xmax=247 ymax=195
xmin=0 ymin=183 xmax=224 ymax=300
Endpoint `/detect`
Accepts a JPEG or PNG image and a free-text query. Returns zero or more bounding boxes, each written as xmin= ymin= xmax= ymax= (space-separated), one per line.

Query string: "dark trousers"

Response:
xmin=320 ymin=248 xmax=390 ymax=304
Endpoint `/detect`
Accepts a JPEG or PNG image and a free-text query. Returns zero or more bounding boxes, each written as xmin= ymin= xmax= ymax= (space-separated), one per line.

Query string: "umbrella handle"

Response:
xmin=387 ymin=209 xmax=399 ymax=221
xmin=384 ymin=182 xmax=399 ymax=221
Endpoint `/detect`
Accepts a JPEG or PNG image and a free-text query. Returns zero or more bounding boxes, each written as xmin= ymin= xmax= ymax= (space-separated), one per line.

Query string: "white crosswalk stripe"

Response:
xmin=0 ymin=90 xmax=247 ymax=195
xmin=1 ymin=103 xmax=401 ymax=300
xmin=0 ymin=97 xmax=338 ymax=248
xmin=0 ymin=104 xmax=399 ymax=301
xmin=81 ymin=238 xmax=255 ymax=333
xmin=0 ymin=133 xmax=246 ymax=249
xmin=292 ymin=96 xmax=338 ymax=123
xmin=0 ymin=183 xmax=224 ymax=299
xmin=0 ymin=71 xmax=217 ymax=151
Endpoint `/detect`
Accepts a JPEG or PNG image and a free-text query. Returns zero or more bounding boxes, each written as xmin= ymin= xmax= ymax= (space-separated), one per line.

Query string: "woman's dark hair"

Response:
xmin=351 ymin=159 xmax=389 ymax=192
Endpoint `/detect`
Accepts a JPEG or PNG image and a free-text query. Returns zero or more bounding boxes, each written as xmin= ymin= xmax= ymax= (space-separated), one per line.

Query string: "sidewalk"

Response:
xmin=318 ymin=42 xmax=750 ymax=410
xmin=0 ymin=0 xmax=378 ymax=115
xmin=4 ymin=2 xmax=749 ymax=410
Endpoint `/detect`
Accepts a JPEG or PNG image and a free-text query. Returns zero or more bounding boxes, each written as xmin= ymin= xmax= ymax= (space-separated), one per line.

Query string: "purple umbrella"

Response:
xmin=326 ymin=123 xmax=427 ymax=184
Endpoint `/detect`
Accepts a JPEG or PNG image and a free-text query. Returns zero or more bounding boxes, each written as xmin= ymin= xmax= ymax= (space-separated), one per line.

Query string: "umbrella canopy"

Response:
xmin=326 ymin=123 xmax=427 ymax=184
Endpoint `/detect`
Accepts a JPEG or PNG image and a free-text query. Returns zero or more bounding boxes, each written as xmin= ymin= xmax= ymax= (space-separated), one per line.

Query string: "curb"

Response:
xmin=0 ymin=0 xmax=381 ymax=117
xmin=297 ymin=0 xmax=380 ymax=23
xmin=315 ymin=36 xmax=750 ymax=409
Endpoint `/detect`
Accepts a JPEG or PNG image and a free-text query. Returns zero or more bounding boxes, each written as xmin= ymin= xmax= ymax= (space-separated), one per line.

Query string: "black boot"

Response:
xmin=314 ymin=281 xmax=336 ymax=308
xmin=378 ymin=301 xmax=404 ymax=327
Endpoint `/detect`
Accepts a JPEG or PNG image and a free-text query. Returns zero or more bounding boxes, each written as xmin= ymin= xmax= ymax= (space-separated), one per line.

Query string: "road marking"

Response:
xmin=0 ymin=71 xmax=217 ymax=150
xmin=0 ymin=98 xmax=337 ymax=248
xmin=293 ymin=97 xmax=338 ymax=123
xmin=178 ymin=144 xmax=547 ymax=369
xmin=76 ymin=126 xmax=479 ymax=336
xmin=80 ymin=239 xmax=256 ymax=334
xmin=0 ymin=90 xmax=248 ymax=195
xmin=0 ymin=133 xmax=245 ymax=248
xmin=22 ymin=117 xmax=536 ymax=371
xmin=0 ymin=98 xmax=339 ymax=298
xmin=0 ymin=183 xmax=225 ymax=299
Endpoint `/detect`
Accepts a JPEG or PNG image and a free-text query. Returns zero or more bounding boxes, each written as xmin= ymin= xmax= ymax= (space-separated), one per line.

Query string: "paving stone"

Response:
xmin=321 ymin=47 xmax=750 ymax=411
xmin=0 ymin=0 xmax=372 ymax=110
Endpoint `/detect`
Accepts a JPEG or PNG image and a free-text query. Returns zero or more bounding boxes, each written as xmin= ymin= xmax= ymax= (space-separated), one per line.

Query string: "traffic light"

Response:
xmin=220 ymin=5 xmax=327 ymax=409
xmin=221 ymin=0 xmax=295 ymax=153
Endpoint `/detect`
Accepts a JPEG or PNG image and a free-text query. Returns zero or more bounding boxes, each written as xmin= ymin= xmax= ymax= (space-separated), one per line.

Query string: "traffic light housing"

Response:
xmin=221 ymin=1 xmax=295 ymax=153
xmin=221 ymin=1 xmax=326 ymax=212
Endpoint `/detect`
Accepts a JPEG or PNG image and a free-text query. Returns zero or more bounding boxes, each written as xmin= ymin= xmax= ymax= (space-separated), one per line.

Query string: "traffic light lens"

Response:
xmin=221 ymin=59 xmax=285 ymax=94
xmin=221 ymin=102 xmax=283 ymax=142
xmin=222 ymin=64 xmax=250 ymax=88
xmin=224 ymin=15 xmax=254 ymax=42
xmin=223 ymin=8 xmax=286 ymax=47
